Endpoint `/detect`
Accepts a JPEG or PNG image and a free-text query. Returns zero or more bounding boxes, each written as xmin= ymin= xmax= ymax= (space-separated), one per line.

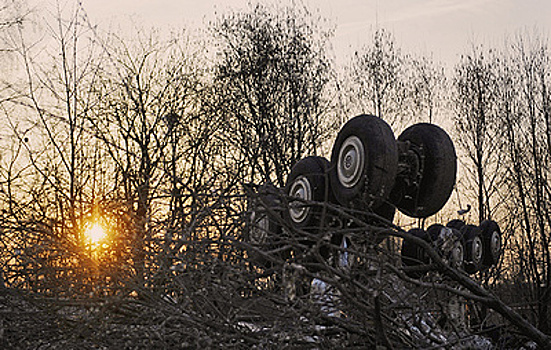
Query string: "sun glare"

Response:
xmin=85 ymin=222 xmax=107 ymax=245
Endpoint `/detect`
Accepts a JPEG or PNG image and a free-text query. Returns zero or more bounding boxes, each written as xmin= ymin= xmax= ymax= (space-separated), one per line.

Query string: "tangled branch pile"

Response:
xmin=0 ymin=190 xmax=546 ymax=349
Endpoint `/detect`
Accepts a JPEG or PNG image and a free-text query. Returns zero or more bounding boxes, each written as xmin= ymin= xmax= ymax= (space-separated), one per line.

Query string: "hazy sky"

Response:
xmin=40 ymin=0 xmax=551 ymax=64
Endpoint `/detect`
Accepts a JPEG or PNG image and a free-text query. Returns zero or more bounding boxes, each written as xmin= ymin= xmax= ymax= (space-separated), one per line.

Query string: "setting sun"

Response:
xmin=84 ymin=222 xmax=107 ymax=245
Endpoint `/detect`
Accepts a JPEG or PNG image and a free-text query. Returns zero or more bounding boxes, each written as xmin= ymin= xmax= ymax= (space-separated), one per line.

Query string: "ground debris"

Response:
xmin=0 ymin=271 xmax=538 ymax=350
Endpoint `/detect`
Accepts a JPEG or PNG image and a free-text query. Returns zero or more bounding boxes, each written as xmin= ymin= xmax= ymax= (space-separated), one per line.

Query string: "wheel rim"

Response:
xmin=289 ymin=175 xmax=312 ymax=224
xmin=490 ymin=231 xmax=501 ymax=261
xmin=472 ymin=236 xmax=483 ymax=264
xmin=337 ymin=136 xmax=365 ymax=188
xmin=251 ymin=215 xmax=268 ymax=245
xmin=450 ymin=241 xmax=464 ymax=269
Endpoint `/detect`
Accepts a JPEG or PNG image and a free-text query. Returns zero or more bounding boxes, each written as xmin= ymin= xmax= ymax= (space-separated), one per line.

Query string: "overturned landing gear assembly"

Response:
xmin=401 ymin=219 xmax=502 ymax=278
xmin=244 ymin=114 xmax=503 ymax=340
xmin=279 ymin=114 xmax=501 ymax=275
xmin=247 ymin=113 xmax=502 ymax=275
xmin=329 ymin=114 xmax=457 ymax=220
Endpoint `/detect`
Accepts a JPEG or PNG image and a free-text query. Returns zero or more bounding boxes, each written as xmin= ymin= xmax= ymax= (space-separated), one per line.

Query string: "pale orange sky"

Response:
xmin=36 ymin=0 xmax=551 ymax=64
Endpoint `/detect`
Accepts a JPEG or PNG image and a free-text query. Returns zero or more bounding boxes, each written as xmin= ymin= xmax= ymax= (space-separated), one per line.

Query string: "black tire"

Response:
xmin=245 ymin=183 xmax=286 ymax=267
xmin=373 ymin=201 xmax=396 ymax=224
xmin=285 ymin=156 xmax=334 ymax=231
xmin=446 ymin=219 xmax=466 ymax=231
xmin=392 ymin=123 xmax=457 ymax=218
xmin=461 ymin=224 xmax=483 ymax=274
xmin=427 ymin=223 xmax=446 ymax=244
xmin=401 ymin=228 xmax=430 ymax=279
xmin=358 ymin=201 xmax=396 ymax=243
xmin=479 ymin=220 xmax=502 ymax=267
xmin=330 ymin=114 xmax=398 ymax=210
xmin=284 ymin=156 xmax=335 ymax=273
xmin=448 ymin=228 xmax=465 ymax=270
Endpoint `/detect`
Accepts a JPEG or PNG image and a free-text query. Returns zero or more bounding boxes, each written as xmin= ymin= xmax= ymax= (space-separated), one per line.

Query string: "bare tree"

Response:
xmin=211 ymin=2 xmax=336 ymax=188
xmin=498 ymin=31 xmax=551 ymax=333
xmin=452 ymin=44 xmax=504 ymax=225
xmin=82 ymin=22 xmax=233 ymax=288
xmin=0 ymin=1 xmax=112 ymax=294
xmin=347 ymin=29 xmax=432 ymax=128
xmin=408 ymin=54 xmax=447 ymax=124
xmin=0 ymin=0 xmax=29 ymax=53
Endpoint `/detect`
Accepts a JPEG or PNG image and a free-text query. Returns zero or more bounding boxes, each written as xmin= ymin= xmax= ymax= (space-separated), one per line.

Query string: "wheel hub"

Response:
xmin=337 ymin=136 xmax=365 ymax=188
xmin=289 ymin=176 xmax=312 ymax=223
xmin=490 ymin=231 xmax=501 ymax=260
xmin=450 ymin=240 xmax=464 ymax=269
xmin=472 ymin=236 xmax=483 ymax=264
